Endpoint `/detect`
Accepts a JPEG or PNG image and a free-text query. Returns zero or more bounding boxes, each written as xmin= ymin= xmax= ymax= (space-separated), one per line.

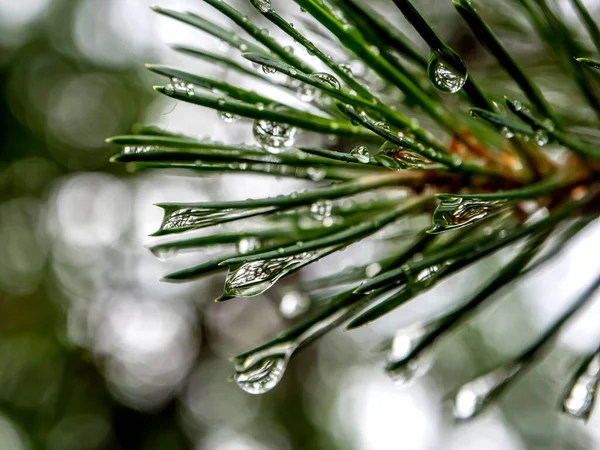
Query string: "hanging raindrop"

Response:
xmin=427 ymin=49 xmax=468 ymax=94
xmin=562 ymin=353 xmax=600 ymax=420
xmin=453 ymin=363 xmax=522 ymax=420
xmin=534 ymin=129 xmax=549 ymax=147
xmin=233 ymin=343 xmax=295 ymax=394
xmin=309 ymin=72 xmax=341 ymax=90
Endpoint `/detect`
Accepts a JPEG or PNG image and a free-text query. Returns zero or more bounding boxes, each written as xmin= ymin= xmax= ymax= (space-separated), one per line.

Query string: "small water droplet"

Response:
xmin=297 ymin=83 xmax=318 ymax=102
xmin=307 ymin=167 xmax=326 ymax=181
xmin=534 ymin=129 xmax=549 ymax=147
xmin=309 ymin=72 xmax=340 ymax=90
xmin=338 ymin=63 xmax=353 ymax=76
xmin=563 ymin=354 xmax=600 ymax=420
xmin=501 ymin=127 xmax=515 ymax=139
xmin=453 ymin=363 xmax=522 ymax=420
xmin=284 ymin=45 xmax=294 ymax=55
xmin=429 ymin=197 xmax=509 ymax=234
xmin=253 ymin=119 xmax=298 ymax=153
xmin=262 ymin=65 xmax=277 ymax=75
xmin=427 ymin=49 xmax=468 ymax=94
xmin=123 ymin=145 xmax=158 ymax=154
xmin=218 ymin=111 xmax=240 ymax=123
xmin=512 ymin=100 xmax=523 ymax=111
xmin=237 ymin=237 xmax=260 ymax=254
xmin=279 ymin=291 xmax=310 ymax=319
xmin=310 ymin=200 xmax=333 ymax=220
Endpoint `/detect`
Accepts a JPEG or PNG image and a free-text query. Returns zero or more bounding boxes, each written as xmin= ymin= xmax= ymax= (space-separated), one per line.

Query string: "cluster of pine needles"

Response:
xmin=107 ymin=0 xmax=600 ymax=421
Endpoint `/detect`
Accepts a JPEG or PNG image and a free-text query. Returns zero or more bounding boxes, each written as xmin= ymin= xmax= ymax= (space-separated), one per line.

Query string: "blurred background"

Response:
xmin=2 ymin=0 xmax=600 ymax=448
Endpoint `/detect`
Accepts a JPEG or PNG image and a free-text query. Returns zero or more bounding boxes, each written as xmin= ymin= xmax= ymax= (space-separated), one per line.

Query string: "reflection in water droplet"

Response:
xmin=237 ymin=237 xmax=260 ymax=255
xmin=427 ymin=50 xmax=468 ymax=94
xmin=563 ymin=354 xmax=600 ymax=420
xmin=375 ymin=121 xmax=390 ymax=131
xmin=351 ymin=145 xmax=370 ymax=163
xmin=453 ymin=363 xmax=521 ymax=420
xmin=217 ymin=111 xmax=240 ymax=123
xmin=309 ymin=72 xmax=341 ymax=90
xmin=223 ymin=249 xmax=331 ymax=298
xmin=251 ymin=0 xmax=272 ymax=13
xmin=280 ymin=291 xmax=311 ymax=319
xmin=253 ymin=119 xmax=298 ymax=153
xmin=429 ymin=197 xmax=509 ymax=234
xmin=310 ymin=200 xmax=333 ymax=220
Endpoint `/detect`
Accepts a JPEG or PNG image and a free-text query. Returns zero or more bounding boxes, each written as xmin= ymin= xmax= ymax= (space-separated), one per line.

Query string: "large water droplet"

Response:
xmin=350 ymin=145 xmax=370 ymax=163
xmin=279 ymin=291 xmax=311 ymax=319
xmin=262 ymin=65 xmax=277 ymax=75
xmin=393 ymin=150 xmax=435 ymax=170
xmin=429 ymin=197 xmax=509 ymax=234
xmin=253 ymin=119 xmax=298 ymax=153
xmin=234 ymin=343 xmax=294 ymax=394
xmin=222 ymin=249 xmax=331 ymax=298
xmin=563 ymin=354 xmax=600 ymax=420
xmin=427 ymin=49 xmax=468 ymax=94
xmin=453 ymin=363 xmax=521 ymax=420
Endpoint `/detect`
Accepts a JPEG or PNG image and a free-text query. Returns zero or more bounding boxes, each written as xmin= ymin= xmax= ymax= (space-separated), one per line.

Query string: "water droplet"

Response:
xmin=159 ymin=206 xmax=272 ymax=233
xmin=279 ymin=291 xmax=310 ymax=319
xmin=365 ymin=262 xmax=381 ymax=278
xmin=386 ymin=324 xmax=436 ymax=386
xmin=262 ymin=65 xmax=277 ymax=75
xmin=234 ymin=343 xmax=293 ymax=394
xmin=310 ymin=200 xmax=333 ymax=220
xmin=500 ymin=127 xmax=514 ymax=139
xmin=253 ymin=119 xmax=298 ymax=153
xmin=429 ymin=197 xmax=509 ymax=234
xmin=541 ymin=118 xmax=555 ymax=132
xmin=284 ymin=45 xmax=294 ymax=55
xmin=218 ymin=111 xmax=240 ymax=123
xmin=307 ymin=167 xmax=326 ymax=181
xmin=350 ymin=145 xmax=370 ymax=163
xmin=151 ymin=246 xmax=180 ymax=261
xmin=375 ymin=121 xmax=390 ymax=131
xmin=223 ymin=249 xmax=331 ymax=298
xmin=338 ymin=63 xmax=353 ymax=76
xmin=453 ymin=363 xmax=522 ymax=420
xmin=563 ymin=354 xmax=600 ymax=420
xmin=237 ymin=237 xmax=260 ymax=254
xmin=297 ymin=83 xmax=318 ymax=102
xmin=394 ymin=150 xmax=434 ymax=170
xmin=251 ymin=0 xmax=271 ymax=13
xmin=309 ymin=72 xmax=340 ymax=90
xmin=427 ymin=49 xmax=468 ymax=94
xmin=123 ymin=145 xmax=158 ymax=154
xmin=512 ymin=100 xmax=523 ymax=111
xmin=534 ymin=129 xmax=549 ymax=147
